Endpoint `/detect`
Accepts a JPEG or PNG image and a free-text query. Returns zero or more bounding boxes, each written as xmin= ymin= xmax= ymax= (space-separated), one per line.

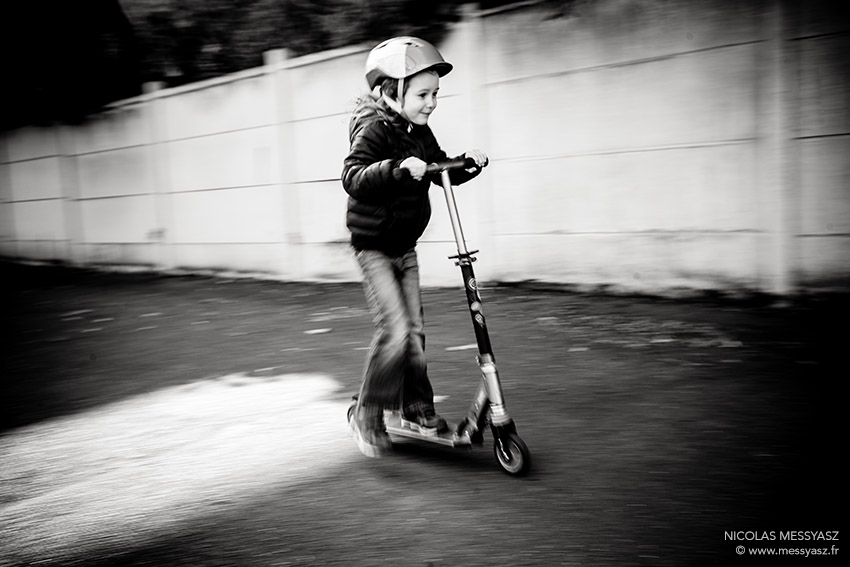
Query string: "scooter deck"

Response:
xmin=383 ymin=411 xmax=472 ymax=447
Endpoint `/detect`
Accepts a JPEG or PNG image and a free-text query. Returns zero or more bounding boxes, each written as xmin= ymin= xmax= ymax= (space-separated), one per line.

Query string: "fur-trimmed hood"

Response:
xmin=348 ymin=94 xmax=408 ymax=143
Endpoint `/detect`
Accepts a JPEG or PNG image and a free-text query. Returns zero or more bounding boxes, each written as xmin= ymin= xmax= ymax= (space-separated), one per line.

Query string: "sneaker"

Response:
xmin=402 ymin=404 xmax=449 ymax=434
xmin=350 ymin=404 xmax=391 ymax=458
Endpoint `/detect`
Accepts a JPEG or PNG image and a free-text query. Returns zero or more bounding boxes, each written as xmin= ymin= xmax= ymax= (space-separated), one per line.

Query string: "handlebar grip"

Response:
xmin=425 ymin=157 xmax=478 ymax=174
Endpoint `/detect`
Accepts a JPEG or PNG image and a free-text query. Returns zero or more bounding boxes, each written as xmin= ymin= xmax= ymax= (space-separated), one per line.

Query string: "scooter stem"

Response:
xmin=438 ymin=168 xmax=512 ymax=429
xmin=440 ymin=170 xmax=469 ymax=256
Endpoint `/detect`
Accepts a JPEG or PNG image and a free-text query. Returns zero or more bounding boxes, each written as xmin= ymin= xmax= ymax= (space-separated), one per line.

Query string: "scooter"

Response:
xmin=347 ymin=158 xmax=531 ymax=476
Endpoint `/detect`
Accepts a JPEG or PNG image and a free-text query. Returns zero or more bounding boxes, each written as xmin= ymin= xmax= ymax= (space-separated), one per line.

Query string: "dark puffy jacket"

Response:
xmin=342 ymin=97 xmax=481 ymax=255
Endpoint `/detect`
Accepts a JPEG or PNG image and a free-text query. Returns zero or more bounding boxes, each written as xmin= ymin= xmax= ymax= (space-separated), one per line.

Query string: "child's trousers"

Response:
xmin=355 ymin=248 xmax=435 ymax=411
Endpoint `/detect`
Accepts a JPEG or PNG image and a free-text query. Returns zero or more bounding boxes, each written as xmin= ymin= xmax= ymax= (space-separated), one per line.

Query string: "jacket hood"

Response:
xmin=349 ymin=94 xmax=408 ymax=142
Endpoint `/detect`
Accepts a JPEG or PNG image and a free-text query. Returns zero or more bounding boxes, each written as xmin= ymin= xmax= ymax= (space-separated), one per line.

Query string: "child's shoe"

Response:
xmin=350 ymin=404 xmax=391 ymax=457
xmin=402 ymin=404 xmax=449 ymax=434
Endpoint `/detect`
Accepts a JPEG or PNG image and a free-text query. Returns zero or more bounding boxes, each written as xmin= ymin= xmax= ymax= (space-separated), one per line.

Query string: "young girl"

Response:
xmin=343 ymin=37 xmax=488 ymax=457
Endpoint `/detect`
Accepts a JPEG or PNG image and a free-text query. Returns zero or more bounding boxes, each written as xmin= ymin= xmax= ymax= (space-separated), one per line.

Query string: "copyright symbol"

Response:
xmin=736 ymin=546 xmax=745 ymax=555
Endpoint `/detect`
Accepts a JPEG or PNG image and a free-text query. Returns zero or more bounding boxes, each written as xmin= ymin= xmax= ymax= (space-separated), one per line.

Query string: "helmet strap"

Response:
xmin=381 ymin=78 xmax=410 ymax=122
xmin=394 ymin=77 xmax=413 ymax=122
xmin=382 ymin=92 xmax=404 ymax=115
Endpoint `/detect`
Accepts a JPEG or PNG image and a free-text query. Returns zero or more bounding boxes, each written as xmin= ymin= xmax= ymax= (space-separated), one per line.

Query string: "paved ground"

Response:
xmin=0 ymin=261 xmax=843 ymax=566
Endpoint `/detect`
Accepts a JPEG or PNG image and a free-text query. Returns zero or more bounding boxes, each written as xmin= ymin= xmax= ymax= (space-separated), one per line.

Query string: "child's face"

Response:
xmin=401 ymin=71 xmax=440 ymax=126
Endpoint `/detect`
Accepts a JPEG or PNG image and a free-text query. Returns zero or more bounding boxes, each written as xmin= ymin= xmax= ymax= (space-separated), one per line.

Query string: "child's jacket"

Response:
xmin=342 ymin=97 xmax=480 ymax=255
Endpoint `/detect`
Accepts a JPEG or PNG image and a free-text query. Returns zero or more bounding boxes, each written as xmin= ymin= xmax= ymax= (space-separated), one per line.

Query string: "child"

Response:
xmin=343 ymin=36 xmax=488 ymax=458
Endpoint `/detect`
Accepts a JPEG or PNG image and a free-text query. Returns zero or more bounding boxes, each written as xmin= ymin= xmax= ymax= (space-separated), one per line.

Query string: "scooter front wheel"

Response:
xmin=494 ymin=432 xmax=531 ymax=476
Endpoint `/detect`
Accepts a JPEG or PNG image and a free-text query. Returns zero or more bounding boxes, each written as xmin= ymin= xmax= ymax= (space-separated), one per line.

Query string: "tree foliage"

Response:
xmin=1 ymin=0 xmax=141 ymax=129
xmin=123 ymin=0 xmax=464 ymax=87
xmin=2 ymin=0 xmax=472 ymax=129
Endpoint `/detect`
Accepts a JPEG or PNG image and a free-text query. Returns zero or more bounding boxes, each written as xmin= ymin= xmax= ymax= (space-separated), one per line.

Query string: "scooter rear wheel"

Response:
xmin=494 ymin=432 xmax=531 ymax=476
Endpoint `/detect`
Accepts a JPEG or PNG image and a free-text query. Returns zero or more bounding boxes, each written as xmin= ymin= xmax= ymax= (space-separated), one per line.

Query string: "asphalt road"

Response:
xmin=1 ymin=261 xmax=842 ymax=566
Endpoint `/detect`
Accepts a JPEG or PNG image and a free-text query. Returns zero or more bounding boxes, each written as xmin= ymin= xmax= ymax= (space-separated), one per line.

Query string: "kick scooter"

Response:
xmin=347 ymin=157 xmax=531 ymax=476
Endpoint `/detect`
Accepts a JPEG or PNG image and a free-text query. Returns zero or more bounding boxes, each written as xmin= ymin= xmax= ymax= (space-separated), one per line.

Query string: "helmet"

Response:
xmin=365 ymin=36 xmax=453 ymax=91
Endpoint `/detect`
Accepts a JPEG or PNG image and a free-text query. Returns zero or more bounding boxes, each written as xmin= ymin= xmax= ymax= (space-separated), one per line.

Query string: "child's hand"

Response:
xmin=464 ymin=150 xmax=488 ymax=170
xmin=400 ymin=157 xmax=427 ymax=181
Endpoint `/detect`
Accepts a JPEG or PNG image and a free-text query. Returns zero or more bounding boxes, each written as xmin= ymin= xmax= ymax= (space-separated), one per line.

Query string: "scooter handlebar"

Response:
xmin=425 ymin=157 xmax=481 ymax=174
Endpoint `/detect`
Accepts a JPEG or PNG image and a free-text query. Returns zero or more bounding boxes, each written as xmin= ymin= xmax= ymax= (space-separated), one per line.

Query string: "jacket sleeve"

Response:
xmin=422 ymin=127 xmax=483 ymax=187
xmin=342 ymin=120 xmax=398 ymax=204
xmin=445 ymin=158 xmax=483 ymax=186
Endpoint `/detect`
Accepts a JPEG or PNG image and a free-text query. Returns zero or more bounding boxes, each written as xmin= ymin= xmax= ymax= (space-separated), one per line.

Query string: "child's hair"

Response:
xmin=378 ymin=69 xmax=439 ymax=100
xmin=379 ymin=77 xmax=406 ymax=100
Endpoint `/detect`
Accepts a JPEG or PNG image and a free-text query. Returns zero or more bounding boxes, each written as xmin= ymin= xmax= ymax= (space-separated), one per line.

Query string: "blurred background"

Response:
xmin=1 ymin=0 xmax=848 ymax=295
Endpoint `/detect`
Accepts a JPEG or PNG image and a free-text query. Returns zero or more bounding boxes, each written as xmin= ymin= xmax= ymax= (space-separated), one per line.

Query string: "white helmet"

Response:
xmin=365 ymin=36 xmax=453 ymax=91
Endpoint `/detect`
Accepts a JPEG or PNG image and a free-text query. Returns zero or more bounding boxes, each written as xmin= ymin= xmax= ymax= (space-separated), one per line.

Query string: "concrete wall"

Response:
xmin=1 ymin=0 xmax=848 ymax=294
